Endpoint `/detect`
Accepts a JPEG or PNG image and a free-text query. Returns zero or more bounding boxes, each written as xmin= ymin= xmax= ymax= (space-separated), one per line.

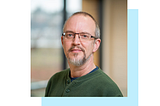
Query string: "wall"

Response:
xmin=102 ymin=0 xmax=127 ymax=96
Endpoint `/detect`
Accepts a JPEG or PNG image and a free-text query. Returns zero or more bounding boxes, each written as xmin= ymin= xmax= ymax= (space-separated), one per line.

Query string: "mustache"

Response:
xmin=68 ymin=46 xmax=85 ymax=52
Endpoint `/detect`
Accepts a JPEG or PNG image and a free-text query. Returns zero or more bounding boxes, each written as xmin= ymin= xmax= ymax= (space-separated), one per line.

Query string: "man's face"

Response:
xmin=61 ymin=15 xmax=97 ymax=66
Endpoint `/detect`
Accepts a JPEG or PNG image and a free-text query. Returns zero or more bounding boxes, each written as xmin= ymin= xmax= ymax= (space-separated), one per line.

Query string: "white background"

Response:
xmin=0 ymin=0 xmax=160 ymax=106
xmin=128 ymin=0 xmax=160 ymax=106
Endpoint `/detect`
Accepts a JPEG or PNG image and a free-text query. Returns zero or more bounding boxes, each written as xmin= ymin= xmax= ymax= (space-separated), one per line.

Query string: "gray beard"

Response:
xmin=67 ymin=52 xmax=92 ymax=66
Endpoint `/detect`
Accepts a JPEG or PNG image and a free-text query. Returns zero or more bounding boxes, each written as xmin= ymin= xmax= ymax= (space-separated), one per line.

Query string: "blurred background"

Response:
xmin=31 ymin=0 xmax=127 ymax=97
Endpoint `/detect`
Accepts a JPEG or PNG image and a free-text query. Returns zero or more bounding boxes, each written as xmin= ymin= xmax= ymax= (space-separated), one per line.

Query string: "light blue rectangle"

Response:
xmin=41 ymin=9 xmax=138 ymax=106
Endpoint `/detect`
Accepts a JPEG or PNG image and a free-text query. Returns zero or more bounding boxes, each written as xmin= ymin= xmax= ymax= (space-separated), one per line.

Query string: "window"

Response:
xmin=31 ymin=0 xmax=82 ymax=97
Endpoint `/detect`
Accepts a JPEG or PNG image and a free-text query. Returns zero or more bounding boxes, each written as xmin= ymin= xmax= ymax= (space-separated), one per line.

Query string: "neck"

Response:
xmin=68 ymin=55 xmax=96 ymax=78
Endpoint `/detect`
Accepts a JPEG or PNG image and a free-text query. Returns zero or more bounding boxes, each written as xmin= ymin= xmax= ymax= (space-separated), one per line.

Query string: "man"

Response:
xmin=45 ymin=12 xmax=123 ymax=97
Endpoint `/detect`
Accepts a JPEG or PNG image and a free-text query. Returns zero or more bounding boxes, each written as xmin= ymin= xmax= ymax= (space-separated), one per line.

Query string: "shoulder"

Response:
xmin=94 ymin=68 xmax=118 ymax=86
xmin=93 ymin=68 xmax=123 ymax=96
xmin=46 ymin=68 xmax=69 ymax=90
xmin=49 ymin=68 xmax=70 ymax=82
xmin=45 ymin=69 xmax=70 ymax=96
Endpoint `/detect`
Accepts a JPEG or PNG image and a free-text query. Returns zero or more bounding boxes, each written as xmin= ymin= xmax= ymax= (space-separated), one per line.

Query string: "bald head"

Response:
xmin=63 ymin=12 xmax=100 ymax=38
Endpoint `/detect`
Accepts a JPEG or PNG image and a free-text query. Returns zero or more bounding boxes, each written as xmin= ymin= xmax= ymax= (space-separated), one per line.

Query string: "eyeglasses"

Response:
xmin=62 ymin=31 xmax=98 ymax=41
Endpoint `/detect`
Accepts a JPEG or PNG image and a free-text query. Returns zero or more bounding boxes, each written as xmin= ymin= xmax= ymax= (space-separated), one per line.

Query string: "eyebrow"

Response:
xmin=65 ymin=30 xmax=91 ymax=34
xmin=65 ymin=30 xmax=74 ymax=33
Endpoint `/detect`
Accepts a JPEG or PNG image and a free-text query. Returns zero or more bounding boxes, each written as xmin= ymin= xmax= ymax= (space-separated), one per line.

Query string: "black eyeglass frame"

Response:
xmin=62 ymin=32 xmax=99 ymax=40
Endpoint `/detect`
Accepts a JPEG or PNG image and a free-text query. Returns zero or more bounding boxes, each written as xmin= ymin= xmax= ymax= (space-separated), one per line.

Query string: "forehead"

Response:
xmin=64 ymin=14 xmax=96 ymax=33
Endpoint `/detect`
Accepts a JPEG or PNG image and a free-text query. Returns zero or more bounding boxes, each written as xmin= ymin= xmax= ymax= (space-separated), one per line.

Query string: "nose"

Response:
xmin=72 ymin=34 xmax=80 ymax=45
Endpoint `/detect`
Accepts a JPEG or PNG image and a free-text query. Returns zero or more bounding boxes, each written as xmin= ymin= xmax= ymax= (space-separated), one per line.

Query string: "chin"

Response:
xmin=69 ymin=59 xmax=84 ymax=66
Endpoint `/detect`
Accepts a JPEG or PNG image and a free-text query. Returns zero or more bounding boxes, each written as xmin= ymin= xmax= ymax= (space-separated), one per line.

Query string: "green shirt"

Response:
xmin=45 ymin=67 xmax=123 ymax=97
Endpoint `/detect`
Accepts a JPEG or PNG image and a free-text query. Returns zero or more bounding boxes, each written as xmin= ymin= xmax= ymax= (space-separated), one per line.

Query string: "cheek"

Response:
xmin=63 ymin=42 xmax=71 ymax=53
xmin=83 ymin=43 xmax=94 ymax=54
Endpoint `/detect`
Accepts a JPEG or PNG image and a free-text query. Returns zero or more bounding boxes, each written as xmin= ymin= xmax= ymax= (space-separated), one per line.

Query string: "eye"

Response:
xmin=81 ymin=34 xmax=89 ymax=39
xmin=67 ymin=33 xmax=74 ymax=37
xmin=82 ymin=35 xmax=87 ymax=37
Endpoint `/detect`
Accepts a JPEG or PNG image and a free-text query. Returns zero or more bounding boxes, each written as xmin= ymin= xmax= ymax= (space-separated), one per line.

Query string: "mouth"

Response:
xmin=70 ymin=49 xmax=82 ymax=53
xmin=68 ymin=46 xmax=85 ymax=53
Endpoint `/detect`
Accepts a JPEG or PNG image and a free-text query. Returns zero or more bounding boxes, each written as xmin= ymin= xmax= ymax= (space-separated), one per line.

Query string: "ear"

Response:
xmin=61 ymin=36 xmax=64 ymax=45
xmin=93 ymin=39 xmax=101 ymax=53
